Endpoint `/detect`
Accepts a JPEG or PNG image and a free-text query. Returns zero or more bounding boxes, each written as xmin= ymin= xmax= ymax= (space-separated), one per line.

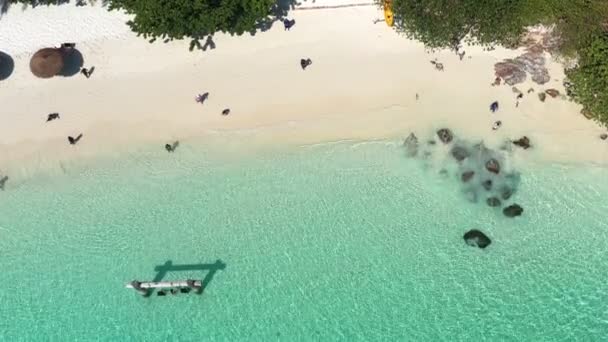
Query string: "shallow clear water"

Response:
xmin=1 ymin=141 xmax=607 ymax=340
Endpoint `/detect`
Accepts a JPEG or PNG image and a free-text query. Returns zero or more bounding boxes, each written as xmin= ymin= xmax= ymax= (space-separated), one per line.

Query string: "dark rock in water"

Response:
xmin=500 ymin=187 xmax=513 ymax=200
xmin=403 ymin=133 xmax=419 ymax=157
xmin=600 ymin=133 xmax=608 ymax=141
xmin=427 ymin=140 xmax=436 ymax=145
xmin=485 ymin=158 xmax=500 ymax=174
xmin=436 ymin=128 xmax=454 ymax=144
xmin=482 ymin=179 xmax=493 ymax=191
xmin=486 ymin=197 xmax=502 ymax=207
xmin=451 ymin=145 xmax=469 ymax=162
xmin=461 ymin=171 xmax=475 ymax=182
xmin=503 ymin=204 xmax=524 ymax=217
xmin=512 ymin=136 xmax=531 ymax=149
xmin=439 ymin=169 xmax=448 ymax=176
xmin=463 ymin=229 xmax=492 ymax=249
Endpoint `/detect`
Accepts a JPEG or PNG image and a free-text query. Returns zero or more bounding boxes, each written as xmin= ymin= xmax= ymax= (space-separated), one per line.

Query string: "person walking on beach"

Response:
xmin=81 ymin=66 xmax=95 ymax=79
xmin=165 ymin=141 xmax=179 ymax=152
xmin=283 ymin=19 xmax=295 ymax=31
xmin=46 ymin=113 xmax=60 ymax=122
xmin=68 ymin=134 xmax=83 ymax=145
xmin=300 ymin=58 xmax=312 ymax=70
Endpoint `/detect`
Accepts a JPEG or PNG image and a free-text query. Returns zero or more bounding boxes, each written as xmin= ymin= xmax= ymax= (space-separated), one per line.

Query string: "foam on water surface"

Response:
xmin=0 ymin=141 xmax=607 ymax=340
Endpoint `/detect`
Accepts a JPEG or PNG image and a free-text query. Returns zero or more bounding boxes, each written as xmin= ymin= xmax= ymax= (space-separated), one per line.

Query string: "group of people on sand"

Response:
xmin=488 ymin=85 xmax=528 ymax=131
xmin=281 ymin=19 xmax=314 ymax=70
xmin=44 ymin=111 xmax=84 ymax=145
xmin=180 ymin=17 xmax=308 ymax=153
xmin=16 ymin=17 xmax=314 ymax=174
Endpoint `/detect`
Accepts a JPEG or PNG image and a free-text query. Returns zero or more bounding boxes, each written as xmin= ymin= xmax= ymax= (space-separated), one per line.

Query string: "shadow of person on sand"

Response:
xmin=0 ymin=51 xmax=14 ymax=80
xmin=201 ymin=36 xmax=216 ymax=51
xmin=59 ymin=48 xmax=84 ymax=77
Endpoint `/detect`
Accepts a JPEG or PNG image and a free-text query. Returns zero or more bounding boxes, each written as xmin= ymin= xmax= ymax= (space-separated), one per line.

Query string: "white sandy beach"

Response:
xmin=1 ymin=0 xmax=607 ymax=180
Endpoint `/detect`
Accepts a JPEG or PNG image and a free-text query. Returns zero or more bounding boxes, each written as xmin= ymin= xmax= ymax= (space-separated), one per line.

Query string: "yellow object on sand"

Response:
xmin=384 ymin=0 xmax=394 ymax=27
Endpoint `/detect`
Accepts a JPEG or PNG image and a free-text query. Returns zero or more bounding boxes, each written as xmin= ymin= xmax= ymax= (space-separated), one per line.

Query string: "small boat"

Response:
xmin=384 ymin=0 xmax=394 ymax=27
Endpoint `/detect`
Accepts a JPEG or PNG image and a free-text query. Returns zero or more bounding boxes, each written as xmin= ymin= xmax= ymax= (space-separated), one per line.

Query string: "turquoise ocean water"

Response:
xmin=1 ymin=139 xmax=607 ymax=340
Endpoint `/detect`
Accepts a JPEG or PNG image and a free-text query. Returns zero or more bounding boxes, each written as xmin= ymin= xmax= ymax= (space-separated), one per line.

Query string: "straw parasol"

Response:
xmin=30 ymin=48 xmax=64 ymax=78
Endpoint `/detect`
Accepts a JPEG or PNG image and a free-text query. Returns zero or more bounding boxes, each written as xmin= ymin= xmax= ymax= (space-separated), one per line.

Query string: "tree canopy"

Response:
xmin=107 ymin=0 xmax=280 ymax=50
xmin=389 ymin=0 xmax=529 ymax=49
xmin=566 ymin=34 xmax=608 ymax=125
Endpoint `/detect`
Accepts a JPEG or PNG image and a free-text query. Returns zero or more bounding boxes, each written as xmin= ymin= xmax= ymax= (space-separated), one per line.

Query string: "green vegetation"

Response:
xmin=386 ymin=0 xmax=608 ymax=125
xmin=566 ymin=34 xmax=608 ymax=125
xmin=388 ymin=0 xmax=527 ymax=49
xmin=8 ymin=0 xmax=285 ymax=51
xmin=107 ymin=0 xmax=280 ymax=50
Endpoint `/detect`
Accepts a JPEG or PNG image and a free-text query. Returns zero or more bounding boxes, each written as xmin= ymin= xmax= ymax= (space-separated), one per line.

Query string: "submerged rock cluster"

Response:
xmin=403 ymin=128 xmax=528 ymax=249
xmin=405 ymin=128 xmax=523 ymax=212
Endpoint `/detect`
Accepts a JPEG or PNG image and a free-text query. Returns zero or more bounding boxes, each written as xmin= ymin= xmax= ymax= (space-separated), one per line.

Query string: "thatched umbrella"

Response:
xmin=30 ymin=48 xmax=64 ymax=78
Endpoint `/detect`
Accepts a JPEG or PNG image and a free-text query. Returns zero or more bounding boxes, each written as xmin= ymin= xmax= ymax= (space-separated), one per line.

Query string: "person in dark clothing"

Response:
xmin=165 ymin=141 xmax=179 ymax=152
xmin=68 ymin=134 xmax=83 ymax=145
xmin=47 ymin=113 xmax=60 ymax=122
xmin=300 ymin=58 xmax=312 ymax=70
xmin=81 ymin=66 xmax=95 ymax=79
xmin=283 ymin=19 xmax=295 ymax=31
xmin=196 ymin=92 xmax=209 ymax=104
xmin=490 ymin=101 xmax=499 ymax=113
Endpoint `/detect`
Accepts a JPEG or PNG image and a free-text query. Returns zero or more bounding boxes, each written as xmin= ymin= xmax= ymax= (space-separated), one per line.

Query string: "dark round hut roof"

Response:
xmin=30 ymin=48 xmax=64 ymax=78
